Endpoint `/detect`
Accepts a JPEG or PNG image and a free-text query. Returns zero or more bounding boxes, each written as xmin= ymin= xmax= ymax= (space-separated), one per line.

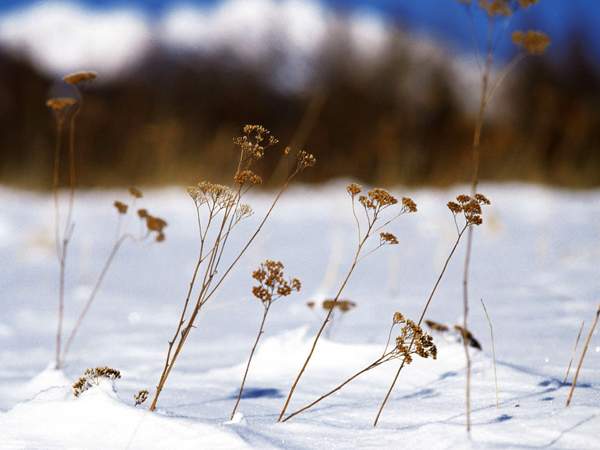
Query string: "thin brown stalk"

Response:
xmin=373 ymin=223 xmax=468 ymax=427
xmin=480 ymin=298 xmax=499 ymax=408
xmin=563 ymin=320 xmax=585 ymax=385
xmin=566 ymin=305 xmax=600 ymax=407
xmin=278 ymin=217 xmax=375 ymax=422
xmin=231 ymin=304 xmax=270 ymax=420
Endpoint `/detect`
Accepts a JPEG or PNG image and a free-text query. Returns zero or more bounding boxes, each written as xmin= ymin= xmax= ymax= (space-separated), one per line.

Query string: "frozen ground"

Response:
xmin=0 ymin=182 xmax=599 ymax=449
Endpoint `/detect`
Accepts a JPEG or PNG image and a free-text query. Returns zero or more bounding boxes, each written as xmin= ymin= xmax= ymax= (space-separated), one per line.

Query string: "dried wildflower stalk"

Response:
xmin=373 ymin=194 xmax=490 ymax=427
xmin=456 ymin=0 xmax=549 ymax=433
xmin=562 ymin=320 xmax=585 ymax=385
xmin=480 ymin=299 xmax=499 ymax=407
xmin=149 ymin=125 xmax=314 ymax=411
xmin=72 ymin=366 xmax=121 ymax=397
xmin=566 ymin=305 xmax=600 ymax=407
xmin=230 ymin=260 xmax=301 ymax=420
xmin=46 ymin=72 xmax=98 ymax=369
xmin=278 ymin=184 xmax=416 ymax=422
xmin=61 ymin=188 xmax=166 ymax=363
xmin=282 ymin=311 xmax=436 ymax=423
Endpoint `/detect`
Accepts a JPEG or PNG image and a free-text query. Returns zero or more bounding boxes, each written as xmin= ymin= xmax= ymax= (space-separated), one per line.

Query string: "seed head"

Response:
xmin=46 ymin=97 xmax=77 ymax=112
xmin=402 ymin=197 xmax=417 ymax=213
xmin=129 ymin=187 xmax=143 ymax=199
xmin=63 ymin=71 xmax=97 ymax=85
xmin=114 ymin=200 xmax=128 ymax=214
xmin=512 ymin=30 xmax=551 ymax=55
xmin=380 ymin=232 xmax=399 ymax=245
xmin=347 ymin=183 xmax=362 ymax=197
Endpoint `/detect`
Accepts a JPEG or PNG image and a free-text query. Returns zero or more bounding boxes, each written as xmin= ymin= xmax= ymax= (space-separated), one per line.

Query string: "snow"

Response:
xmin=0 ymin=183 xmax=599 ymax=449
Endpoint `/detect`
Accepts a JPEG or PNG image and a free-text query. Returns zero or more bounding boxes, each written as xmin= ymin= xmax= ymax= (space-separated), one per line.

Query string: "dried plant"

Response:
xmin=282 ymin=311 xmax=436 ymax=422
xmin=455 ymin=0 xmax=549 ymax=432
xmin=230 ymin=260 xmax=301 ymax=420
xmin=72 ymin=366 xmax=121 ymax=397
xmin=46 ymin=72 xmax=96 ymax=369
xmin=278 ymin=184 xmax=416 ymax=422
xmin=134 ymin=389 xmax=149 ymax=406
xmin=373 ymin=193 xmax=490 ymax=427
xmin=60 ymin=188 xmax=166 ymax=363
xmin=149 ymin=125 xmax=314 ymax=411
xmin=566 ymin=304 xmax=600 ymax=407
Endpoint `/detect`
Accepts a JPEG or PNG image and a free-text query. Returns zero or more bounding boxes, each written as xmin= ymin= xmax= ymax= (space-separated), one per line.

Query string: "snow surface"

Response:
xmin=0 ymin=183 xmax=599 ymax=449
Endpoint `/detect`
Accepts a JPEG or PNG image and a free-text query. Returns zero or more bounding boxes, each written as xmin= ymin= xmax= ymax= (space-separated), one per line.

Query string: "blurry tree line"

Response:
xmin=0 ymin=32 xmax=599 ymax=189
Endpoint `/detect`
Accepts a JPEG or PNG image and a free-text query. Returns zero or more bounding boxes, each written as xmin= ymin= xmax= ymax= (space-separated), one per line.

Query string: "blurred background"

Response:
xmin=0 ymin=0 xmax=599 ymax=189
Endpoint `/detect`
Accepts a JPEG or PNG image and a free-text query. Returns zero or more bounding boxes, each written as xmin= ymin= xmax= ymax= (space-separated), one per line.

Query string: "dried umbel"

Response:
xmin=129 ymin=187 xmax=143 ymax=199
xmin=46 ymin=97 xmax=77 ymax=113
xmin=322 ymin=299 xmax=356 ymax=313
xmin=63 ymin=71 xmax=97 ymax=85
xmin=251 ymin=260 xmax=301 ymax=304
xmin=454 ymin=325 xmax=482 ymax=350
xmin=114 ymin=201 xmax=128 ymax=215
xmin=73 ymin=367 xmax=121 ymax=397
xmin=391 ymin=314 xmax=437 ymax=364
xmin=234 ymin=169 xmax=262 ymax=186
xmin=447 ymin=193 xmax=490 ymax=226
xmin=134 ymin=389 xmax=149 ymax=406
xmin=233 ymin=124 xmax=278 ymax=166
xmin=379 ymin=232 xmax=398 ymax=245
xmin=425 ymin=319 xmax=450 ymax=333
xmin=478 ymin=0 xmax=513 ymax=16
xmin=187 ymin=182 xmax=236 ymax=209
xmin=512 ymin=30 xmax=551 ymax=55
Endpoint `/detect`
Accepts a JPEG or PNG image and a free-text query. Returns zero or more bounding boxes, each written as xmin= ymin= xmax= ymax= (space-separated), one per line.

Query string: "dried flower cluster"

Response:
xmin=512 ymin=30 xmax=551 ymax=55
xmin=461 ymin=0 xmax=539 ymax=16
xmin=114 ymin=188 xmax=167 ymax=242
xmin=389 ymin=312 xmax=437 ymax=364
xmin=187 ymin=182 xmax=236 ymax=209
xmin=252 ymin=260 xmax=301 ymax=304
xmin=63 ymin=71 xmax=97 ymax=85
xmin=447 ymin=193 xmax=490 ymax=226
xmin=134 ymin=389 xmax=149 ymax=406
xmin=233 ymin=124 xmax=278 ymax=161
xmin=73 ymin=367 xmax=121 ymax=397
xmin=379 ymin=232 xmax=399 ymax=245
xmin=322 ymin=299 xmax=356 ymax=313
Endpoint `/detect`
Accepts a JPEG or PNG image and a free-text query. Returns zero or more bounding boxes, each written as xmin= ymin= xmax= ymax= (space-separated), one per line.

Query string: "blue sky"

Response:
xmin=1 ymin=0 xmax=599 ymax=63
